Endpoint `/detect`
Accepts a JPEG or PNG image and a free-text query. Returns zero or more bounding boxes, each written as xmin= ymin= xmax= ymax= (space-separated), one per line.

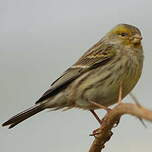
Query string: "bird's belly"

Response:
xmin=79 ymin=80 xmax=120 ymax=108
xmin=73 ymin=64 xmax=142 ymax=109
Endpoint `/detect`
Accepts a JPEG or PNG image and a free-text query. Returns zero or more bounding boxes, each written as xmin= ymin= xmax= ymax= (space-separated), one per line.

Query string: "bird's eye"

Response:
xmin=119 ymin=32 xmax=128 ymax=37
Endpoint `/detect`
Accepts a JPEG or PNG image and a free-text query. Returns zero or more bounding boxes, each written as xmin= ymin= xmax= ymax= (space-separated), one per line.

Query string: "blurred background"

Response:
xmin=0 ymin=0 xmax=152 ymax=152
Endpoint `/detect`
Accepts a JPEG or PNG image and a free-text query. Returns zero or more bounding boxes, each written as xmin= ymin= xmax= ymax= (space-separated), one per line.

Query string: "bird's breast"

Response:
xmin=66 ymin=50 xmax=143 ymax=109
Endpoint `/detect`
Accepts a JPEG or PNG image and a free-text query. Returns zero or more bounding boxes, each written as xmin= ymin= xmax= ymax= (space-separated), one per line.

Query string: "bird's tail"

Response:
xmin=2 ymin=103 xmax=45 ymax=129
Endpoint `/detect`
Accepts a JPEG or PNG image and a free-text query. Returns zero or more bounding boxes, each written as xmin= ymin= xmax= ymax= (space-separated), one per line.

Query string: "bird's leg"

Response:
xmin=89 ymin=101 xmax=111 ymax=125
xmin=89 ymin=101 xmax=111 ymax=113
xmin=118 ymin=84 xmax=123 ymax=104
xmin=90 ymin=110 xmax=102 ymax=125
xmin=89 ymin=101 xmax=111 ymax=136
xmin=90 ymin=110 xmax=102 ymax=136
xmin=110 ymin=85 xmax=123 ymax=128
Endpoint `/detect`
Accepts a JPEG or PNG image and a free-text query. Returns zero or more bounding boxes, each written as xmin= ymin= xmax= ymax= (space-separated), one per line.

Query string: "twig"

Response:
xmin=88 ymin=103 xmax=152 ymax=152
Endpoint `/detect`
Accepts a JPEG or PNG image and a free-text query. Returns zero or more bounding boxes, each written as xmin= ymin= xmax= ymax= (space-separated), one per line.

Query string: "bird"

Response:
xmin=2 ymin=24 xmax=144 ymax=129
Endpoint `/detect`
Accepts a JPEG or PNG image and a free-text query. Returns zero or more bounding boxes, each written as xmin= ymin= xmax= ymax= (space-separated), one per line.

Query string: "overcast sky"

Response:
xmin=1 ymin=0 xmax=152 ymax=152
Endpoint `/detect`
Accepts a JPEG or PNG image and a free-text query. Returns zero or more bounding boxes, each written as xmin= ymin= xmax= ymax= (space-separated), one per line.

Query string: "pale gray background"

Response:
xmin=0 ymin=0 xmax=152 ymax=152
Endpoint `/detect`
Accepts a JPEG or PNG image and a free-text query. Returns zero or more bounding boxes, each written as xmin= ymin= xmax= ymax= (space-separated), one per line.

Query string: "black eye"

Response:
xmin=119 ymin=32 xmax=128 ymax=37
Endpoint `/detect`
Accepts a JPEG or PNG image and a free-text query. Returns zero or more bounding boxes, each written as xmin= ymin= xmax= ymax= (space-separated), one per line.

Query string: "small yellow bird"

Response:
xmin=2 ymin=24 xmax=144 ymax=128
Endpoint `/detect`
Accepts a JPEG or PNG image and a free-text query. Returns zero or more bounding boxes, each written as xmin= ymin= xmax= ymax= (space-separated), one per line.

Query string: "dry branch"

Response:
xmin=88 ymin=103 xmax=152 ymax=152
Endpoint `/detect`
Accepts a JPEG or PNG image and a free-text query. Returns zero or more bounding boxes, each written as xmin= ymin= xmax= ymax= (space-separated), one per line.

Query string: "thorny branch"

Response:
xmin=88 ymin=103 xmax=152 ymax=152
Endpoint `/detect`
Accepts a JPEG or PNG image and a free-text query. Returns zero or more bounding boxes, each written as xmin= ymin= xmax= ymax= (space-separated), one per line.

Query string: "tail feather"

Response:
xmin=2 ymin=104 xmax=45 ymax=129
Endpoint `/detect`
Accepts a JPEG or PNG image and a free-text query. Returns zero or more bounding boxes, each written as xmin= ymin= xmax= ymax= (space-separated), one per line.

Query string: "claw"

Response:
xmin=89 ymin=128 xmax=101 ymax=137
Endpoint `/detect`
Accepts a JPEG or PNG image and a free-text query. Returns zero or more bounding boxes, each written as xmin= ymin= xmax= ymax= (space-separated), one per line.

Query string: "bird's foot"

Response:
xmin=90 ymin=128 xmax=101 ymax=136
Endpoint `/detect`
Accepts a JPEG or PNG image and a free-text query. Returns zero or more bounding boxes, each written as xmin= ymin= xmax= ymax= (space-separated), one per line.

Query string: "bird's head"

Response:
xmin=107 ymin=24 xmax=142 ymax=47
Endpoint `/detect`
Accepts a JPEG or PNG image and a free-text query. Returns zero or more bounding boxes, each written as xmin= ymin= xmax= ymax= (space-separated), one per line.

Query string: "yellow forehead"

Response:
xmin=111 ymin=25 xmax=131 ymax=34
xmin=110 ymin=24 xmax=140 ymax=35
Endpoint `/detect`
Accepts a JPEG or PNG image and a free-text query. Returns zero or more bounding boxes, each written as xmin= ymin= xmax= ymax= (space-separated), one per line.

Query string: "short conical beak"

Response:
xmin=132 ymin=34 xmax=142 ymax=44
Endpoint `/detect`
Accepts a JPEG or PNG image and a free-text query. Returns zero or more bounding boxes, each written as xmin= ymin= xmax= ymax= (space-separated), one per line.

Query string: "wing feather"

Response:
xmin=36 ymin=42 xmax=116 ymax=104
